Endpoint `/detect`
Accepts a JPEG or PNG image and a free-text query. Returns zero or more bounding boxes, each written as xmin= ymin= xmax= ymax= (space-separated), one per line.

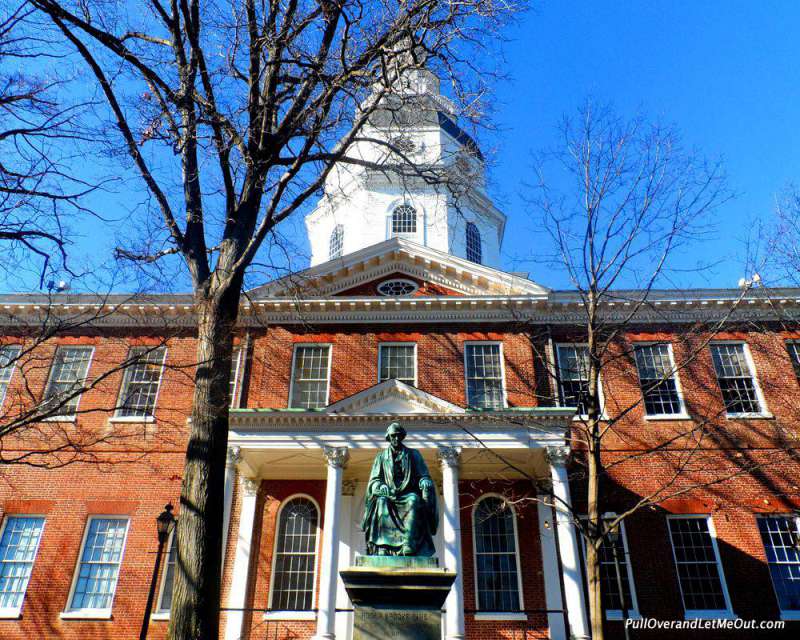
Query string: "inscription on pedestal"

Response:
xmin=354 ymin=607 xmax=441 ymax=640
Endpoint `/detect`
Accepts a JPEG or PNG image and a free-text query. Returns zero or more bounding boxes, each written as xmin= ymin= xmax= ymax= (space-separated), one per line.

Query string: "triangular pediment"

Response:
xmin=325 ymin=379 xmax=465 ymax=415
xmin=249 ymin=238 xmax=549 ymax=298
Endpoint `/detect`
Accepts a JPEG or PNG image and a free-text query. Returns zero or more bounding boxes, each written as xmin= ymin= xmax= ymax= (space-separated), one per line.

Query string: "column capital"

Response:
xmin=322 ymin=445 xmax=349 ymax=469
xmin=226 ymin=446 xmax=242 ymax=468
xmin=240 ymin=475 xmax=260 ymax=497
xmin=437 ymin=445 xmax=461 ymax=469
xmin=545 ymin=445 xmax=570 ymax=467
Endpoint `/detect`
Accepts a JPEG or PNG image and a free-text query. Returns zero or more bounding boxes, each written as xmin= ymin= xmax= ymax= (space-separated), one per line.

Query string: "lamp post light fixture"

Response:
xmin=606 ymin=523 xmax=631 ymax=640
xmin=141 ymin=504 xmax=176 ymax=640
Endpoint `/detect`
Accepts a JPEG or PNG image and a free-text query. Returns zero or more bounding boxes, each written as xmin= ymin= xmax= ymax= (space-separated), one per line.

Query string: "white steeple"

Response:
xmin=304 ymin=64 xmax=506 ymax=268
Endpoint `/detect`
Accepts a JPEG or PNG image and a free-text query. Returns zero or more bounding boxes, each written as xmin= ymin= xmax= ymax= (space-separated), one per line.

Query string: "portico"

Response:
xmin=220 ymin=380 xmax=588 ymax=640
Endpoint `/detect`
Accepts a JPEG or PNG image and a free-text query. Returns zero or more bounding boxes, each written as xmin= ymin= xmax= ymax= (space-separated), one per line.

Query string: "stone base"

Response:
xmin=341 ymin=556 xmax=456 ymax=640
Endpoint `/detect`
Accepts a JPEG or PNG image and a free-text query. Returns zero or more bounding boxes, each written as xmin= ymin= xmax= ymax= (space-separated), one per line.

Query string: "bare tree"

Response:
xmin=22 ymin=1 xmax=517 ymax=637
xmin=769 ymin=185 xmax=800 ymax=285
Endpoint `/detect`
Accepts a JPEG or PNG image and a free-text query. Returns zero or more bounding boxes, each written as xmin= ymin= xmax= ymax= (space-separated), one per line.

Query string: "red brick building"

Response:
xmin=1 ymin=71 xmax=799 ymax=640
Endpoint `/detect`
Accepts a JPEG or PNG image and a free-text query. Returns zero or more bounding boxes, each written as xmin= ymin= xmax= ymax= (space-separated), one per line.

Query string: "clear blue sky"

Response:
xmin=490 ymin=0 xmax=800 ymax=289
xmin=21 ymin=1 xmax=799 ymax=294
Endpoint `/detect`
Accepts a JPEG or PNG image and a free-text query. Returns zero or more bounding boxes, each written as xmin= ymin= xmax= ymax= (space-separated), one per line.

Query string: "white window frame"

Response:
xmin=463 ymin=341 xmax=507 ymax=410
xmin=465 ymin=221 xmax=482 ymax=264
xmin=0 ymin=514 xmax=46 ymax=619
xmin=288 ymin=344 xmax=332 ymax=409
xmin=112 ymin=346 xmax=167 ymax=422
xmin=151 ymin=529 xmax=177 ymax=620
xmin=329 ymin=224 xmax=344 ymax=260
xmin=757 ymin=513 xmax=800 ymax=620
xmin=42 ymin=346 xmax=95 ymax=421
xmin=387 ymin=203 xmax=418 ymax=238
xmin=709 ymin=341 xmax=771 ymax=419
xmin=229 ymin=346 xmax=244 ymax=409
xmin=786 ymin=341 xmax=800 ymax=383
xmin=377 ymin=342 xmax=418 ymax=387
xmin=578 ymin=513 xmax=641 ymax=621
xmin=632 ymin=342 xmax=690 ymax=420
xmin=265 ymin=494 xmax=321 ymax=621
xmin=471 ymin=494 xmax=525 ymax=620
xmin=666 ymin=514 xmax=734 ymax=620
xmin=0 ymin=344 xmax=21 ymax=409
xmin=62 ymin=516 xmax=130 ymax=620
xmin=554 ymin=343 xmax=605 ymax=420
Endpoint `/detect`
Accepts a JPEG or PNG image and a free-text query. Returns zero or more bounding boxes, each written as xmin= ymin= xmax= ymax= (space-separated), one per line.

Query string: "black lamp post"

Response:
xmin=606 ymin=524 xmax=631 ymax=640
xmin=140 ymin=504 xmax=176 ymax=640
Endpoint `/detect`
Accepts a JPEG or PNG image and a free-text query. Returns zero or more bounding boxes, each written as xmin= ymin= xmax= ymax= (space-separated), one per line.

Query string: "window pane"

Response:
xmin=70 ymin=518 xmax=128 ymax=611
xmin=391 ymin=205 xmax=417 ymax=235
xmin=229 ymin=347 xmax=242 ymax=409
xmin=329 ymin=225 xmax=344 ymax=259
xmin=158 ymin=534 xmax=177 ymax=612
xmin=667 ymin=517 xmax=728 ymax=612
xmin=465 ymin=344 xmax=504 ymax=409
xmin=634 ymin=344 xmax=683 ymax=416
xmin=557 ymin=345 xmax=591 ymax=414
xmin=466 ymin=222 xmax=482 ymax=264
xmin=787 ymin=343 xmax=800 ymax=381
xmin=710 ymin=344 xmax=761 ymax=414
xmin=0 ymin=516 xmax=45 ymax=610
xmin=758 ymin=516 xmax=800 ymax=612
xmin=379 ymin=345 xmax=416 ymax=386
xmin=43 ymin=347 xmax=93 ymax=416
xmin=271 ymin=498 xmax=318 ymax=610
xmin=474 ymin=498 xmax=520 ymax=611
xmin=290 ymin=346 xmax=331 ymax=409
xmin=0 ymin=345 xmax=21 ymax=408
xmin=597 ymin=529 xmax=634 ymax=612
xmin=117 ymin=347 xmax=166 ymax=417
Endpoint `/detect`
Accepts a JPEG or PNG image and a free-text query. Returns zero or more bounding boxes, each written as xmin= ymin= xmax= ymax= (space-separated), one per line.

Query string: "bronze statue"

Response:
xmin=361 ymin=423 xmax=438 ymax=556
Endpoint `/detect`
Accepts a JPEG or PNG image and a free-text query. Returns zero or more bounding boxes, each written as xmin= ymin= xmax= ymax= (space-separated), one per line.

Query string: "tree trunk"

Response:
xmin=586 ymin=438 xmax=604 ymax=640
xmin=168 ymin=286 xmax=240 ymax=640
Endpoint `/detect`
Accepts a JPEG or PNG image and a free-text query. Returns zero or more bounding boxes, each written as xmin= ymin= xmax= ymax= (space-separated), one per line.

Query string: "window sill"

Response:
xmin=684 ymin=610 xmax=735 ymax=620
xmin=42 ymin=415 xmax=76 ymax=423
xmin=150 ymin=612 xmax=170 ymax=621
xmin=108 ymin=415 xmax=155 ymax=424
xmin=0 ymin=608 xmax=21 ymax=619
xmin=60 ymin=610 xmax=112 ymax=620
xmin=644 ymin=414 xmax=692 ymax=421
xmin=263 ymin=610 xmax=316 ymax=621
xmin=780 ymin=611 xmax=800 ymax=621
xmin=725 ymin=413 xmax=773 ymax=420
xmin=606 ymin=610 xmax=641 ymax=621
xmin=473 ymin=612 xmax=527 ymax=621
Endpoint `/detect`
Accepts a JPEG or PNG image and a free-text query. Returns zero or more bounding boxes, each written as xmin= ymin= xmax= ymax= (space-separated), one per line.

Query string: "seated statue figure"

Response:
xmin=361 ymin=423 xmax=438 ymax=556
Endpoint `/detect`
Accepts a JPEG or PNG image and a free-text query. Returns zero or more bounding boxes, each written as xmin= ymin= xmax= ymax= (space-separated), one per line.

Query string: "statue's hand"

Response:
xmin=377 ymin=484 xmax=391 ymax=497
xmin=419 ymin=477 xmax=434 ymax=494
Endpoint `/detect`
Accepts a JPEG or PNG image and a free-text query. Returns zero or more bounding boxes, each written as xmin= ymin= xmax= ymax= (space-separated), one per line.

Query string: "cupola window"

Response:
xmin=391 ymin=205 xmax=417 ymax=236
xmin=466 ymin=222 xmax=482 ymax=264
xmin=329 ymin=224 xmax=344 ymax=260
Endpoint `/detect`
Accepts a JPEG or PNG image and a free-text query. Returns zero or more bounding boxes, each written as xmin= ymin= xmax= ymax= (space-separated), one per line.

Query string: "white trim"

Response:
xmin=108 ymin=415 xmax=155 ymax=424
xmin=632 ymin=342 xmax=690 ymax=419
xmin=155 ymin=529 xmax=176 ymax=614
xmin=63 ymin=515 xmax=130 ymax=617
xmin=114 ymin=346 xmax=167 ymax=419
xmin=0 ymin=514 xmax=46 ymax=618
xmin=471 ymin=494 xmax=524 ymax=614
xmin=666 ymin=514 xmax=734 ymax=620
xmin=377 ymin=342 xmax=418 ymax=387
xmin=577 ymin=514 xmax=640 ymax=620
xmin=229 ymin=346 xmax=244 ymax=409
xmin=150 ymin=611 xmax=170 ymax=621
xmin=463 ymin=341 xmax=507 ymax=409
xmin=263 ymin=610 xmax=317 ymax=621
xmin=473 ymin=612 xmax=527 ymax=621
xmin=266 ymin=494 xmax=321 ymax=613
xmin=554 ymin=343 xmax=605 ymax=419
xmin=709 ymin=341 xmax=771 ymax=418
xmin=757 ymin=513 xmax=800 ymax=619
xmin=288 ymin=344 xmax=332 ymax=409
xmin=0 ymin=344 xmax=21 ymax=409
xmin=43 ymin=345 xmax=95 ymax=419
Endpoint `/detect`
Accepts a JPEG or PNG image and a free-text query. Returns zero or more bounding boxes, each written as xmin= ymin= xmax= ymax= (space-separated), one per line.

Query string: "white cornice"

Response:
xmin=325 ymin=379 xmax=465 ymax=415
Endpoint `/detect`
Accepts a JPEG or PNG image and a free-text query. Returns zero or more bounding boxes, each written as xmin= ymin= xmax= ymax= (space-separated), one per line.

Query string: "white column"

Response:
xmin=538 ymin=494 xmax=567 ymax=640
xmin=225 ymin=475 xmax=260 ymax=640
xmin=313 ymin=446 xmax=349 ymax=640
xmin=547 ymin=446 xmax=590 ymax=640
xmin=221 ymin=446 xmax=241 ymax=578
xmin=438 ymin=446 xmax=464 ymax=640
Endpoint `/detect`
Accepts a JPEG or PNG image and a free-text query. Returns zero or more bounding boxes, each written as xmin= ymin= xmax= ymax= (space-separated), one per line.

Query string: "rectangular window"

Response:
xmin=667 ymin=516 xmax=732 ymax=617
xmin=634 ymin=343 xmax=686 ymax=417
xmin=67 ymin=517 xmax=129 ymax=614
xmin=0 ymin=345 xmax=21 ymax=408
xmin=556 ymin=344 xmax=591 ymax=415
xmin=116 ymin=347 xmax=166 ymax=418
xmin=464 ymin=343 xmax=505 ymax=409
xmin=787 ymin=342 xmax=800 ymax=381
xmin=289 ymin=345 xmax=331 ymax=409
xmin=0 ymin=516 xmax=45 ymax=614
xmin=156 ymin=533 xmax=177 ymax=613
xmin=43 ymin=346 xmax=93 ymax=417
xmin=229 ymin=347 xmax=242 ymax=409
xmin=378 ymin=343 xmax=417 ymax=386
xmin=709 ymin=343 xmax=764 ymax=415
xmin=758 ymin=515 xmax=800 ymax=615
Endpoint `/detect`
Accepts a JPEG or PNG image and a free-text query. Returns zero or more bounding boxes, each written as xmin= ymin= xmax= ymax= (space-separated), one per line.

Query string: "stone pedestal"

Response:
xmin=340 ymin=557 xmax=456 ymax=640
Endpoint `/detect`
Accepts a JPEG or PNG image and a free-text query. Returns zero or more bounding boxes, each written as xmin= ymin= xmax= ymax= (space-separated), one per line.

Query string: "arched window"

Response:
xmin=270 ymin=496 xmax=319 ymax=611
xmin=329 ymin=224 xmax=344 ymax=260
xmin=466 ymin=222 xmax=482 ymax=264
xmin=391 ymin=205 xmax=417 ymax=236
xmin=473 ymin=496 xmax=522 ymax=612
